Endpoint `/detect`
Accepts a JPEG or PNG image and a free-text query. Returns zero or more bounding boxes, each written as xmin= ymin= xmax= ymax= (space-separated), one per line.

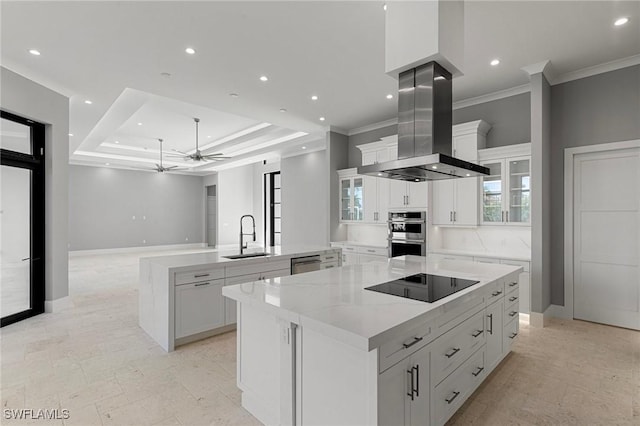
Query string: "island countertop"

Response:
xmin=139 ymin=244 xmax=338 ymax=271
xmin=223 ymin=255 xmax=522 ymax=351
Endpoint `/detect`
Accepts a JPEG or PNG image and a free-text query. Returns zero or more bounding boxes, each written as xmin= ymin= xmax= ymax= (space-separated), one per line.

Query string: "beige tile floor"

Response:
xmin=1 ymin=249 xmax=638 ymax=425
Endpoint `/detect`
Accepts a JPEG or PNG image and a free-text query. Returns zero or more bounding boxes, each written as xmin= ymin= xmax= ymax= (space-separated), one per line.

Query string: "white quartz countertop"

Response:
xmin=429 ymin=248 xmax=531 ymax=262
xmin=223 ymin=256 xmax=522 ymax=351
xmin=139 ymin=245 xmax=338 ymax=271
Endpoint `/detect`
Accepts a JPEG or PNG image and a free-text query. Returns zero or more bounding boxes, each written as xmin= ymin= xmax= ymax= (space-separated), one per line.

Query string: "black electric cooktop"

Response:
xmin=365 ymin=273 xmax=480 ymax=303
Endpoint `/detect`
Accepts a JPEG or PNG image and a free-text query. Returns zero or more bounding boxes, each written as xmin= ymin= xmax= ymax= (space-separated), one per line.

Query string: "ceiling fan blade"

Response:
xmin=203 ymin=155 xmax=231 ymax=160
xmin=165 ymin=166 xmax=179 ymax=170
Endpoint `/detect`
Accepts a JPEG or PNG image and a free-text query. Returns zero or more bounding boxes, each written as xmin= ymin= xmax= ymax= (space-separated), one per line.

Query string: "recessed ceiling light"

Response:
xmin=378 ymin=173 xmax=383 ymax=176
xmin=185 ymin=47 xmax=196 ymax=55
xmin=414 ymin=179 xmax=420 ymax=182
xmin=84 ymin=100 xmax=92 ymax=105
xmin=490 ymin=59 xmax=500 ymax=66
xmin=319 ymin=117 xmax=325 ymax=121
xmin=137 ymin=122 xmax=142 ymax=126
xmin=465 ymin=173 xmax=471 ymax=177
xmin=279 ymin=108 xmax=287 ymax=113
xmin=114 ymin=140 xmax=120 ymax=144
xmin=383 ymin=4 xmax=387 ymax=11
xmin=68 ymin=133 xmax=74 ymax=137
xmin=386 ymin=94 xmax=393 ymax=99
xmin=28 ymin=49 xmax=40 ymax=56
xmin=311 ymin=95 xmax=318 ymax=101
xmin=229 ymin=93 xmax=239 ymax=98
xmin=614 ymin=17 xmax=629 ymax=26
xmin=259 ymin=75 xmax=268 ymax=82
xmin=432 ymin=165 xmax=438 ymax=170
xmin=302 ymin=146 xmax=307 ymax=150
xmin=105 ymin=163 xmax=110 ymax=166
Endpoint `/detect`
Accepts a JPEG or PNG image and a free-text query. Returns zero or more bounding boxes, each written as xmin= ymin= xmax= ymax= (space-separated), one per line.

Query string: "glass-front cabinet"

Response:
xmin=338 ymin=170 xmax=364 ymax=222
xmin=479 ymin=149 xmax=531 ymax=226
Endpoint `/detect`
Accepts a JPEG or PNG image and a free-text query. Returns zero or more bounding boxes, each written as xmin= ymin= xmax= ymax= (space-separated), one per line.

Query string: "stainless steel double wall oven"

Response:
xmin=388 ymin=211 xmax=427 ymax=257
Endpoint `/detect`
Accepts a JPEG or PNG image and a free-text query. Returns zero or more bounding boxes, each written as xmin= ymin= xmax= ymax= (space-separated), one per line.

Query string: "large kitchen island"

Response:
xmin=223 ymin=255 xmax=523 ymax=426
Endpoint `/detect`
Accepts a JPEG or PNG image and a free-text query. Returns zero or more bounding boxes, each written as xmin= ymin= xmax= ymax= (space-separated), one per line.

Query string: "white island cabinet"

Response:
xmin=139 ymin=246 xmax=341 ymax=352
xmin=223 ymin=256 xmax=522 ymax=426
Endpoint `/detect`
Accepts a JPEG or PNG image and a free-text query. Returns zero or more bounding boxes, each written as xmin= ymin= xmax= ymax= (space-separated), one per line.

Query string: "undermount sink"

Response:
xmin=223 ymin=252 xmax=270 ymax=260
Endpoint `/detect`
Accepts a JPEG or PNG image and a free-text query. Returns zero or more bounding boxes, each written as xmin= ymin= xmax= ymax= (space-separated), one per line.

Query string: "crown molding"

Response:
xmin=453 ymin=84 xmax=531 ymax=110
xmin=328 ymin=125 xmax=349 ymax=135
xmin=551 ymin=54 xmax=640 ymax=86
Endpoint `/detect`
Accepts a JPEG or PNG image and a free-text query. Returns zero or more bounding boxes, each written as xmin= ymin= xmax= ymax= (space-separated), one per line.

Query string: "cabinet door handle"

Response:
xmin=406 ymin=195 xmax=409 ymax=205
xmin=502 ymin=211 xmax=505 ymax=222
xmin=406 ymin=369 xmax=415 ymax=401
xmin=450 ymin=211 xmax=453 ymax=222
xmin=413 ymin=365 xmax=419 ymax=397
xmin=509 ymin=311 xmax=518 ymax=317
xmin=445 ymin=347 xmax=461 ymax=358
xmin=453 ymin=211 xmax=457 ymax=222
xmin=472 ymin=367 xmax=484 ymax=377
xmin=194 ymin=273 xmax=210 ymax=278
xmin=402 ymin=336 xmax=423 ymax=349
xmin=487 ymin=314 xmax=493 ymax=335
xmin=509 ymin=332 xmax=518 ymax=339
xmin=472 ymin=330 xmax=483 ymax=338
xmin=194 ymin=282 xmax=210 ymax=287
xmin=506 ymin=211 xmax=509 ymax=222
xmin=492 ymin=290 xmax=503 ymax=297
xmin=509 ymin=296 xmax=518 ymax=302
xmin=508 ymin=282 xmax=518 ymax=287
xmin=445 ymin=391 xmax=461 ymax=404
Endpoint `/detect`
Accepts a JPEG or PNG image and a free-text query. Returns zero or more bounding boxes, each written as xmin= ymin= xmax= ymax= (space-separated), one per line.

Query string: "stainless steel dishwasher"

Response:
xmin=291 ymin=255 xmax=322 ymax=275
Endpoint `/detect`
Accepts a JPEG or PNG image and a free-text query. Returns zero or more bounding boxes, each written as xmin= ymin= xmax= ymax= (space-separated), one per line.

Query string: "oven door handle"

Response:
xmin=388 ymin=238 xmax=427 ymax=243
xmin=387 ymin=219 xmax=426 ymax=224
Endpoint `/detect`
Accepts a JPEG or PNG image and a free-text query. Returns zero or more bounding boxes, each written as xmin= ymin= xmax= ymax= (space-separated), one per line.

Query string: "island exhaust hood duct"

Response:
xmin=358 ymin=61 xmax=489 ymax=182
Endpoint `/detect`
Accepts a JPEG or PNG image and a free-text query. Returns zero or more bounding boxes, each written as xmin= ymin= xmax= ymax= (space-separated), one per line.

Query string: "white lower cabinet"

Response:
xmin=378 ymin=344 xmax=430 ymax=426
xmin=175 ymin=278 xmax=225 ymax=339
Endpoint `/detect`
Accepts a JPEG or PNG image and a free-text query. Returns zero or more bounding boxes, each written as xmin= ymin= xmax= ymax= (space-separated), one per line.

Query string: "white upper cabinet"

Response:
xmin=357 ymin=139 xmax=394 ymax=223
xmin=432 ymin=120 xmax=491 ymax=226
xmin=338 ymin=169 xmax=365 ymax=223
xmin=478 ymin=144 xmax=532 ymax=226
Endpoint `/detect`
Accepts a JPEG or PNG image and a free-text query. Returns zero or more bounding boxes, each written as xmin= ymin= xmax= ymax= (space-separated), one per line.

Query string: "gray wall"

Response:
xmin=68 ymin=165 xmax=204 ymax=250
xmin=281 ymin=150 xmax=329 ymax=246
xmin=1 ymin=67 xmax=69 ymax=304
xmin=454 ymin=92 xmax=531 ymax=148
xmin=328 ymin=131 xmax=350 ymax=241
xmin=550 ymin=64 xmax=640 ymax=305
xmin=346 ymin=93 xmax=531 ymax=168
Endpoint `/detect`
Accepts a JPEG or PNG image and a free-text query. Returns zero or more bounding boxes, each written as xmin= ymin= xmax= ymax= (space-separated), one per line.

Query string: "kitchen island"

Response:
xmin=138 ymin=245 xmax=341 ymax=351
xmin=223 ymin=255 xmax=522 ymax=426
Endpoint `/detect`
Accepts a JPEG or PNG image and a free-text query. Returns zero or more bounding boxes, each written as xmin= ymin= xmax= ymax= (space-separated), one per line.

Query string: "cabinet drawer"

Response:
xmin=320 ymin=261 xmax=339 ymax=270
xmin=342 ymin=245 xmax=357 ymax=253
xmin=379 ymin=319 xmax=432 ymax=373
xmin=503 ymin=316 xmax=519 ymax=353
xmin=505 ymin=277 xmax=519 ymax=295
xmin=429 ymin=253 xmax=474 ymax=262
xmin=500 ymin=259 xmax=530 ymax=272
xmin=504 ymin=299 xmax=520 ymax=321
xmin=225 ymin=259 xmax=290 ymax=278
xmin=320 ymin=251 xmax=341 ymax=263
xmin=175 ymin=279 xmax=225 ymax=338
xmin=485 ymin=280 xmax=505 ymax=306
xmin=433 ymin=348 xmax=485 ymax=426
xmin=431 ymin=310 xmax=486 ymax=385
xmin=474 ymin=257 xmax=501 ymax=264
xmin=434 ymin=296 xmax=484 ymax=336
xmin=175 ymin=268 xmax=225 ymax=285
xmin=356 ymin=246 xmax=388 ymax=257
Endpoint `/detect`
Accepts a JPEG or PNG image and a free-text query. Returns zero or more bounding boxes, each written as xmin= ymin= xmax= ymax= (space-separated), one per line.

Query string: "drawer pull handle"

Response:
xmin=325 ymin=256 xmax=335 ymax=260
xmin=445 ymin=391 xmax=461 ymax=404
xmin=194 ymin=282 xmax=210 ymax=287
xmin=402 ymin=336 xmax=423 ymax=349
xmin=472 ymin=330 xmax=483 ymax=338
xmin=509 ymin=311 xmax=518 ymax=317
xmin=325 ymin=265 xmax=335 ymax=269
xmin=509 ymin=332 xmax=518 ymax=339
xmin=472 ymin=367 xmax=484 ymax=377
xmin=509 ymin=296 xmax=518 ymax=302
xmin=367 ymin=249 xmax=375 ymax=253
xmin=492 ymin=290 xmax=503 ymax=297
xmin=508 ymin=282 xmax=518 ymax=287
xmin=445 ymin=347 xmax=461 ymax=358
xmin=194 ymin=273 xmax=210 ymax=278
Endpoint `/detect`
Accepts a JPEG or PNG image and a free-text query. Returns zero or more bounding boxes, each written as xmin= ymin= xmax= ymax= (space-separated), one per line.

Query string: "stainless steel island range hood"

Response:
xmin=358 ymin=61 xmax=489 ymax=182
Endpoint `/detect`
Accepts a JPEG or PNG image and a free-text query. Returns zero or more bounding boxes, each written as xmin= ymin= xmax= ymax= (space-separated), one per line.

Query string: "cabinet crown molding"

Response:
xmin=452 ymin=120 xmax=491 ymax=137
xmin=478 ymin=142 xmax=532 ymax=160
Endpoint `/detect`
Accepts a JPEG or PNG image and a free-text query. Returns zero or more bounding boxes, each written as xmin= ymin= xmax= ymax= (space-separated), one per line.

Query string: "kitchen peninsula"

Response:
xmin=138 ymin=246 xmax=341 ymax=351
xmin=223 ymin=255 xmax=522 ymax=426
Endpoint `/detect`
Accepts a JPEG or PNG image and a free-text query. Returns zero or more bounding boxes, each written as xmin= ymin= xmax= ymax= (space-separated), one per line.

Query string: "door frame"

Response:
xmin=1 ymin=109 xmax=46 ymax=327
xmin=563 ymin=139 xmax=640 ymax=319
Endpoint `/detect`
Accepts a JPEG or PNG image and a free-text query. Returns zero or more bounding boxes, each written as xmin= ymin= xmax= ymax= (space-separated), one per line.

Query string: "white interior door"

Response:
xmin=573 ymin=148 xmax=640 ymax=330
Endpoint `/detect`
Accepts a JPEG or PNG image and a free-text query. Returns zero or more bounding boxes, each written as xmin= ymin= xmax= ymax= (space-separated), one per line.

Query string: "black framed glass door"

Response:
xmin=264 ymin=171 xmax=281 ymax=247
xmin=1 ymin=110 xmax=45 ymax=327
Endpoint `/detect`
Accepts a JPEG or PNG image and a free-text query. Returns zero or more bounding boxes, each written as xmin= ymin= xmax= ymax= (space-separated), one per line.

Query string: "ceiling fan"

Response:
xmin=151 ymin=138 xmax=180 ymax=173
xmin=168 ymin=117 xmax=230 ymax=162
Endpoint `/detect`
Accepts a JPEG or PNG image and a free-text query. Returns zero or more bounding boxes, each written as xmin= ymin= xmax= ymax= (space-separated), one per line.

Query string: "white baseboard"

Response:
xmin=44 ymin=296 xmax=74 ymax=313
xmin=530 ymin=304 xmax=570 ymax=327
xmin=69 ymin=243 xmax=209 ymax=257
